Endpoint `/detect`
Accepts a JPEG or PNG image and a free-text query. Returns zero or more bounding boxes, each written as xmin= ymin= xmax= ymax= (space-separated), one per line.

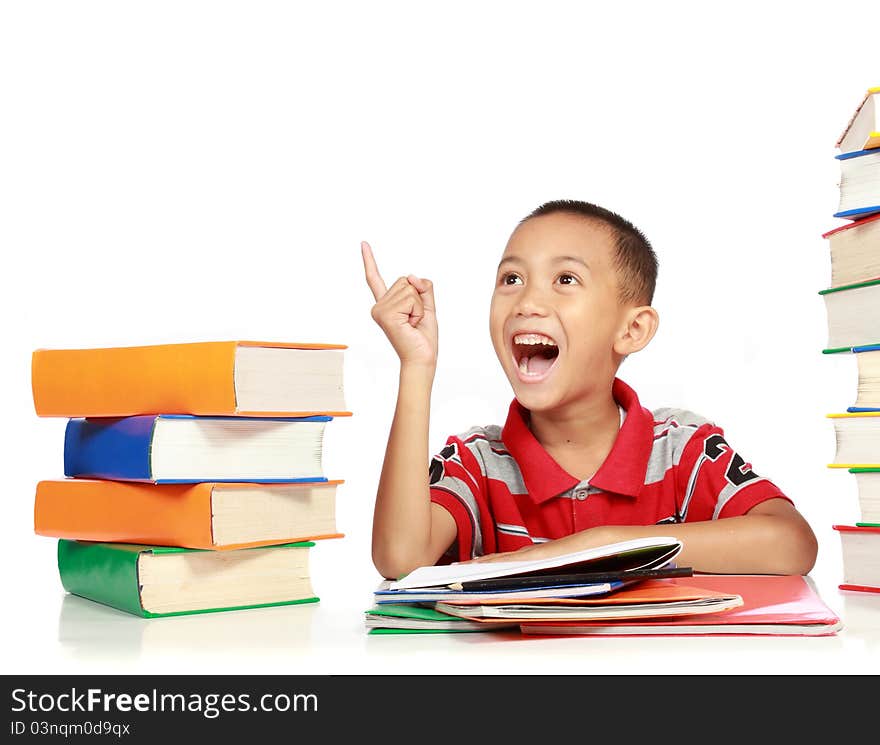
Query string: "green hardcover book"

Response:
xmin=58 ymin=540 xmax=319 ymax=618
xmin=820 ymin=278 xmax=880 ymax=352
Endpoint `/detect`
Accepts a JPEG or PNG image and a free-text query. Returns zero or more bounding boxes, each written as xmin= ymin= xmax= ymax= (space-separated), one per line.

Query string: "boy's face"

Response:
xmin=489 ymin=212 xmax=631 ymax=413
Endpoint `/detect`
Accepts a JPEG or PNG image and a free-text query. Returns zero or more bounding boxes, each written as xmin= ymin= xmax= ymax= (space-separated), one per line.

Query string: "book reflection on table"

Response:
xmin=57 ymin=592 xmax=319 ymax=659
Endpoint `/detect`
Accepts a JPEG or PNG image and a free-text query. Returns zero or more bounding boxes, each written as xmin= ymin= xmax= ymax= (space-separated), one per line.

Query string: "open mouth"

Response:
xmin=511 ymin=332 xmax=560 ymax=379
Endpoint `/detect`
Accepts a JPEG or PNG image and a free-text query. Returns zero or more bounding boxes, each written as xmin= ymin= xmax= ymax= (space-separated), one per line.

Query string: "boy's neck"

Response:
xmin=526 ymin=391 xmax=621 ymax=452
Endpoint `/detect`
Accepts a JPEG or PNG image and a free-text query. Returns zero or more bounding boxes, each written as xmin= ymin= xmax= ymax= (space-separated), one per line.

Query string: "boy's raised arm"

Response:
xmin=361 ymin=242 xmax=458 ymax=579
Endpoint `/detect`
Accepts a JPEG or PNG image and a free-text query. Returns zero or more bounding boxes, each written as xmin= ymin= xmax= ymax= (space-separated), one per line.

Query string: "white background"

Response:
xmin=2 ymin=1 xmax=878 ymax=674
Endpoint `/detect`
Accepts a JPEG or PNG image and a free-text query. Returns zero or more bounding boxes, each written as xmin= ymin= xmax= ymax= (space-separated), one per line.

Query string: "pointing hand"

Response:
xmin=362 ymin=241 xmax=439 ymax=369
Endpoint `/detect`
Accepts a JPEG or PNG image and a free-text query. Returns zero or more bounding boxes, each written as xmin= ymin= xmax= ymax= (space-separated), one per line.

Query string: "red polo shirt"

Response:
xmin=429 ymin=378 xmax=791 ymax=562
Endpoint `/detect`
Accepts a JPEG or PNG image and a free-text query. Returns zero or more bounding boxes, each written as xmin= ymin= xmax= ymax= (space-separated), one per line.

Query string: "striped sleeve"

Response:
xmin=428 ymin=433 xmax=494 ymax=562
xmin=675 ymin=423 xmax=793 ymax=521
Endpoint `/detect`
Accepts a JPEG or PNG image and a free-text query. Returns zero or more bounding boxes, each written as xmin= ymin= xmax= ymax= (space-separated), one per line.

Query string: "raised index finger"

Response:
xmin=361 ymin=241 xmax=387 ymax=301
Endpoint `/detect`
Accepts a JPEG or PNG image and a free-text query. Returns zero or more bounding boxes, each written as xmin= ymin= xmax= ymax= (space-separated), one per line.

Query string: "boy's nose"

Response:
xmin=514 ymin=285 xmax=550 ymax=317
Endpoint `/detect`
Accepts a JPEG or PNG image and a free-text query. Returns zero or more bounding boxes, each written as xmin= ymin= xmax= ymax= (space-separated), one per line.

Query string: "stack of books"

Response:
xmin=365 ymin=537 xmax=842 ymax=636
xmin=31 ymin=340 xmax=350 ymax=618
xmin=820 ymin=86 xmax=880 ymax=595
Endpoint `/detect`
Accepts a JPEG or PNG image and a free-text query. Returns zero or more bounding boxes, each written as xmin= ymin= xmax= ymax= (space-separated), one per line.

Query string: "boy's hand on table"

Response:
xmin=361 ymin=240 xmax=438 ymax=370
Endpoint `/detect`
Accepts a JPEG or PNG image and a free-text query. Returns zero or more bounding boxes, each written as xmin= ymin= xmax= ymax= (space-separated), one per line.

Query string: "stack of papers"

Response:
xmin=366 ymin=536 xmax=710 ymax=633
xmin=433 ymin=579 xmax=742 ymax=623
xmin=364 ymin=537 xmax=843 ymax=637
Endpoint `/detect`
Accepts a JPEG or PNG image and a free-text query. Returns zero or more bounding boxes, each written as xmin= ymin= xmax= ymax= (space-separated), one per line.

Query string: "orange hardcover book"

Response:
xmin=34 ymin=478 xmax=344 ymax=551
xmin=32 ymin=340 xmax=350 ymax=417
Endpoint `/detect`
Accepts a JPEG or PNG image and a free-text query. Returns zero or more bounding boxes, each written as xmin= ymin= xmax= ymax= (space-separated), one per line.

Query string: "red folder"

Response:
xmin=519 ymin=575 xmax=842 ymax=637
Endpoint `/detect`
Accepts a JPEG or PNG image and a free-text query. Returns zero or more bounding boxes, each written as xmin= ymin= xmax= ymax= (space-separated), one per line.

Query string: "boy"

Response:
xmin=361 ymin=200 xmax=818 ymax=580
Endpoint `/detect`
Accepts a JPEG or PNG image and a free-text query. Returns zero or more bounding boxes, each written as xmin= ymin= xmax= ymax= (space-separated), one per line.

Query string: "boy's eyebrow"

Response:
xmin=552 ymin=255 xmax=590 ymax=269
xmin=497 ymin=255 xmax=523 ymax=271
xmin=497 ymin=254 xmax=590 ymax=271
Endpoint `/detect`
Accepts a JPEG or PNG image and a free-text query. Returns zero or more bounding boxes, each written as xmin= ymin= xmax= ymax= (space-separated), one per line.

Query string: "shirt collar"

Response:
xmin=501 ymin=377 xmax=654 ymax=504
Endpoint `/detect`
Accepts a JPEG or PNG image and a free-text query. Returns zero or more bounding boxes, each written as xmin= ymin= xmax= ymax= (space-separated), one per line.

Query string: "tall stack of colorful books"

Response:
xmin=31 ymin=340 xmax=349 ymax=618
xmin=820 ymin=87 xmax=880 ymax=595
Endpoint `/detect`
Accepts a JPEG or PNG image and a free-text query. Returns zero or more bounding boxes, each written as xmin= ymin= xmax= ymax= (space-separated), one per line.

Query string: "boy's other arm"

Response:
xmin=469 ymin=498 xmax=818 ymax=575
xmin=372 ymin=364 xmax=458 ymax=578
xmin=362 ymin=242 xmax=458 ymax=579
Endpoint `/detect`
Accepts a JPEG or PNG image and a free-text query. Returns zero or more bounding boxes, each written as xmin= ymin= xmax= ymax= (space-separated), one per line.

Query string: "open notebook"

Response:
xmin=389 ymin=536 xmax=682 ymax=590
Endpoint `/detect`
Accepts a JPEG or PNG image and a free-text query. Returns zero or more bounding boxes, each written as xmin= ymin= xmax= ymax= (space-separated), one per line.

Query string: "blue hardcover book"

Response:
xmin=64 ymin=415 xmax=332 ymax=483
xmin=834 ymin=148 xmax=880 ymax=220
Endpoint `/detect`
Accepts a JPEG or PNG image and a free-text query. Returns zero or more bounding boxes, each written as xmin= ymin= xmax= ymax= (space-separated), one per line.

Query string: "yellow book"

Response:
xmin=837 ymin=86 xmax=880 ymax=154
xmin=827 ymin=411 xmax=880 ymax=467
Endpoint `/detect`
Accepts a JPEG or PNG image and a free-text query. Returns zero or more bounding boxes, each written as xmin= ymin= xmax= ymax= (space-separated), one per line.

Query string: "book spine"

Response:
xmin=57 ymin=540 xmax=147 ymax=617
xmin=31 ymin=342 xmax=238 ymax=417
xmin=34 ymin=480 xmax=216 ymax=549
xmin=64 ymin=416 xmax=156 ymax=480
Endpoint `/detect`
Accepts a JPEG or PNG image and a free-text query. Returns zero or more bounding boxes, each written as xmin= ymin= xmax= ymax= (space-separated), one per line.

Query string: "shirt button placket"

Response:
xmin=570 ymin=481 xmax=590 ymax=533
xmin=571 ymin=486 xmax=588 ymax=532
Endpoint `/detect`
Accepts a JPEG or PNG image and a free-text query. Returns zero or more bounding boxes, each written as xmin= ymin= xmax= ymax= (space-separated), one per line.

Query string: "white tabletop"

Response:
xmin=19 ymin=561 xmax=879 ymax=676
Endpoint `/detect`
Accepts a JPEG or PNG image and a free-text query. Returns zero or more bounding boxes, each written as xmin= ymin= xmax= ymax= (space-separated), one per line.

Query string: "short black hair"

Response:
xmin=520 ymin=199 xmax=658 ymax=305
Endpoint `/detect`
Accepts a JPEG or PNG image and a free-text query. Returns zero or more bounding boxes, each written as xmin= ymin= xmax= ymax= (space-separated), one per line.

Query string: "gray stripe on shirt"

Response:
xmin=432 ymin=475 xmax=484 ymax=557
xmin=712 ymin=477 xmax=771 ymax=519
xmin=463 ymin=436 xmax=528 ymax=496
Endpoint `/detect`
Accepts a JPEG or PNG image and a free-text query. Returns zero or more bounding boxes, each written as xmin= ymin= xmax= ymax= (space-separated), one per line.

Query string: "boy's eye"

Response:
xmin=557 ymin=273 xmax=579 ymax=285
xmin=500 ymin=273 xmax=523 ymax=286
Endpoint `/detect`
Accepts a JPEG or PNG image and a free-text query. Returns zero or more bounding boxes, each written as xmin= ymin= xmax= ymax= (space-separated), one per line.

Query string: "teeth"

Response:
xmin=519 ymin=356 xmax=529 ymax=374
xmin=513 ymin=333 xmax=557 ymax=346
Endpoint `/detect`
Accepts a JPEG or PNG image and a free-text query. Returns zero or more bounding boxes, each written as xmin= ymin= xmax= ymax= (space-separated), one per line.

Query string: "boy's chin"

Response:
xmin=507 ymin=380 xmax=565 ymax=413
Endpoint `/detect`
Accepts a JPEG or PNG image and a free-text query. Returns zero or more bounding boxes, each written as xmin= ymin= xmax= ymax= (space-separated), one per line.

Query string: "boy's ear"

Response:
xmin=614 ymin=305 xmax=659 ymax=356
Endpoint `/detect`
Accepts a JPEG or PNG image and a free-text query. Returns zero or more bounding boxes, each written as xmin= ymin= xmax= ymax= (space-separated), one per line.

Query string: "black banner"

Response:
xmin=1 ymin=674 xmax=862 ymax=740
